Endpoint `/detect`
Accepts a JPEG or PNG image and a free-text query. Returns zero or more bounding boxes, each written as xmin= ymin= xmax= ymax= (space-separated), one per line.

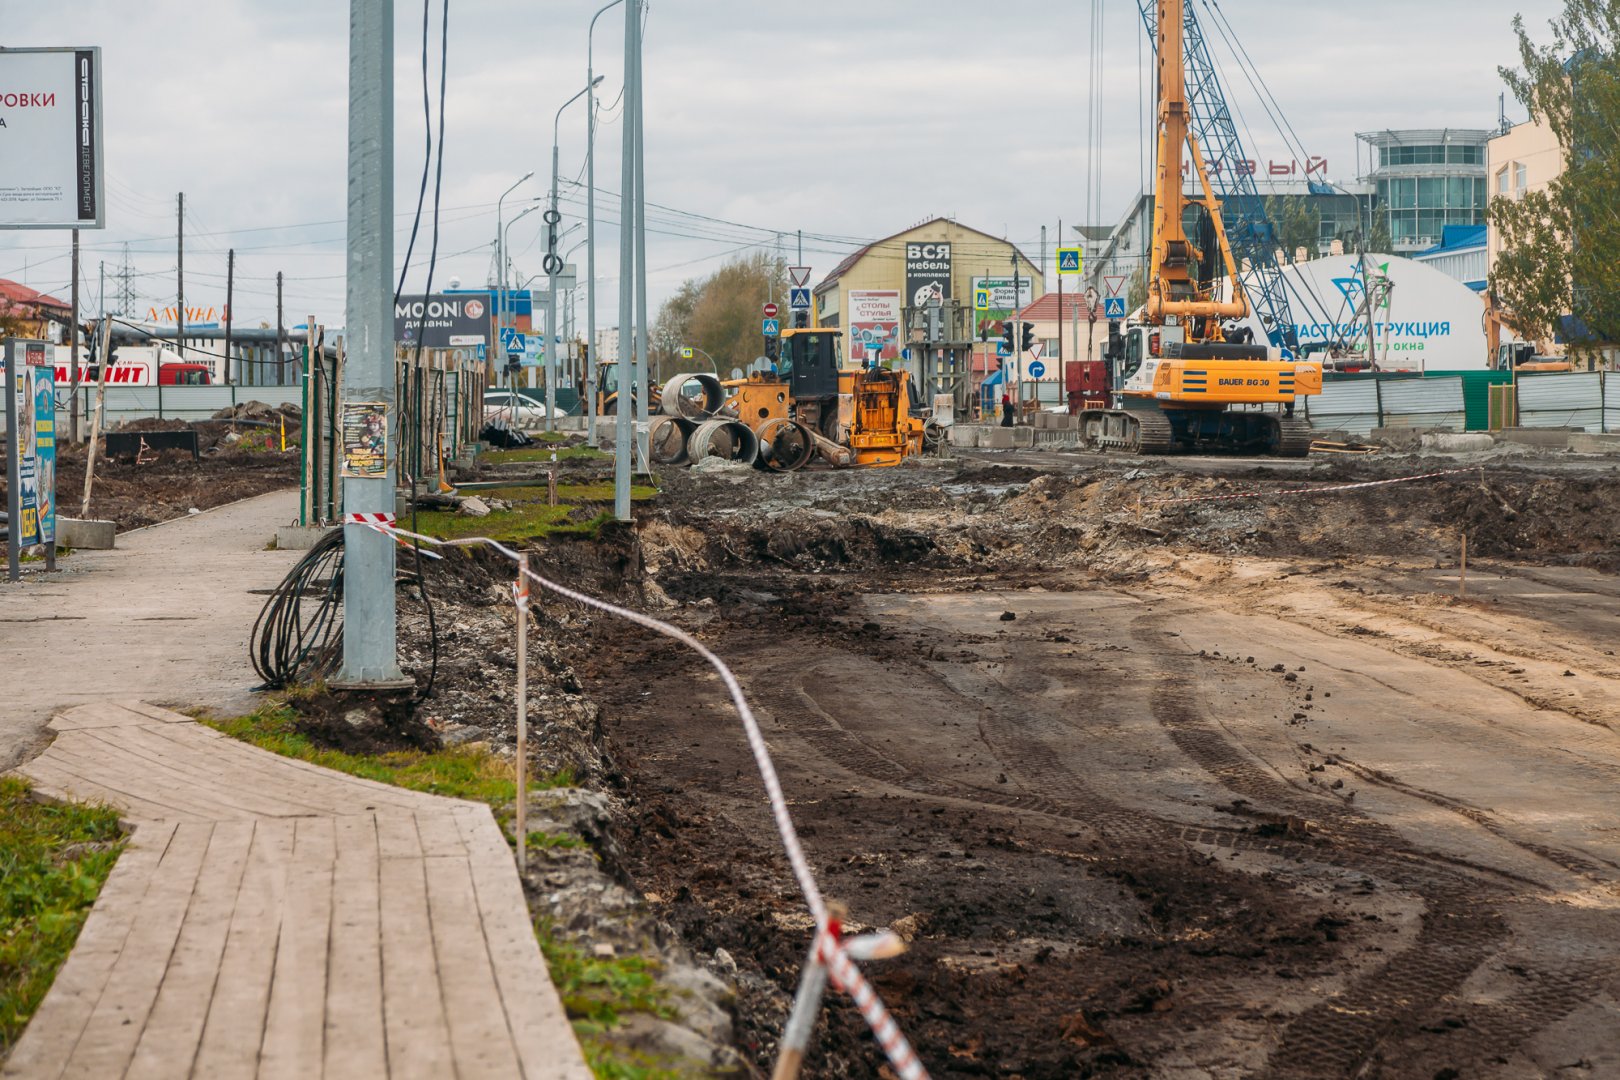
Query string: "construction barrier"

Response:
xmin=1307 ymin=370 xmax=1619 ymax=435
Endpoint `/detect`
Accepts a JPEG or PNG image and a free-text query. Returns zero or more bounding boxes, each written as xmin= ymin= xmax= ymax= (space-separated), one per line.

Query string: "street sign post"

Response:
xmin=680 ymin=346 xmax=694 ymax=360
xmin=762 ymin=303 xmax=778 ymax=319
xmin=1104 ymin=296 xmax=1127 ymax=319
xmin=1028 ymin=359 xmax=1047 ymax=379
xmin=762 ymin=318 xmax=780 ymax=337
xmin=788 ymin=287 xmax=811 ymax=310
xmin=788 ymin=266 xmax=812 ymax=287
xmin=499 ymin=327 xmax=527 ymax=356
xmin=974 ymin=288 xmax=991 ymax=311
xmin=1103 ymin=275 xmax=1127 ymax=297
xmin=1057 ymin=247 xmax=1083 ymax=274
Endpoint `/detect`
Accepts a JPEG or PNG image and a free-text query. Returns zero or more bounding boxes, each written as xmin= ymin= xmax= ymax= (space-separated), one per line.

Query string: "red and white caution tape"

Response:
xmin=1146 ymin=466 xmax=1479 ymax=506
xmin=344 ymin=511 xmax=397 ymax=525
xmin=353 ymin=515 xmax=931 ymax=1079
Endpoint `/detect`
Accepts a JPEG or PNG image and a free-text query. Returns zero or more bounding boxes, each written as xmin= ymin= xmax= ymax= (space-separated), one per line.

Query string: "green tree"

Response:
xmin=650 ymin=278 xmax=700 ymax=383
xmin=1491 ymin=0 xmax=1620 ymax=354
xmin=653 ymin=251 xmax=785 ymax=379
xmin=1265 ymin=196 xmax=1322 ymax=263
xmin=1126 ymin=267 xmax=1148 ymax=314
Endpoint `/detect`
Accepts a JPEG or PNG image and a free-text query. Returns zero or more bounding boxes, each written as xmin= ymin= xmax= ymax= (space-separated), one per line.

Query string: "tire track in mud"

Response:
xmin=1127 ymin=611 xmax=1603 ymax=1079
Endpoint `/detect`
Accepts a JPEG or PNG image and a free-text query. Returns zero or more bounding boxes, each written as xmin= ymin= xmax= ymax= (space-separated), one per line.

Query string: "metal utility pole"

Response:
xmin=587 ymin=0 xmax=623 ymax=447
xmin=551 ymin=80 xmax=599 ymax=436
xmin=336 ymin=0 xmax=407 ymax=689
xmin=276 ymin=271 xmax=286 ymax=384
xmin=495 ymin=173 xmax=534 ymax=386
xmin=632 ymin=5 xmax=649 ymax=464
xmin=1011 ymin=251 xmax=1022 ymax=412
xmin=69 ymin=229 xmax=80 ymax=442
xmin=176 ymin=193 xmax=185 ymax=363
xmin=224 ymin=249 xmax=235 ymax=385
xmin=613 ymin=0 xmax=638 ymax=521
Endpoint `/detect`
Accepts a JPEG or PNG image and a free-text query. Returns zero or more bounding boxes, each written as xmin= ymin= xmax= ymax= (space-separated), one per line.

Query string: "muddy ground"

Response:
xmin=2 ymin=416 xmax=298 ymax=532
xmin=268 ymin=442 xmax=1620 ymax=1077
xmin=566 ymin=447 xmax=1620 ymax=1078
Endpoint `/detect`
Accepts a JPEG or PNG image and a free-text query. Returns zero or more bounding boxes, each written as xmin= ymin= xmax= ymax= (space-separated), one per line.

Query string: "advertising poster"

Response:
xmin=971 ymin=276 xmax=1036 ymax=341
xmin=6 ymin=341 xmax=54 ymax=552
xmin=0 ymin=48 xmax=102 ymax=228
xmin=904 ymin=242 xmax=952 ymax=307
xmin=340 ymin=401 xmax=389 ymax=478
xmin=395 ymin=293 xmax=491 ymax=348
xmin=30 ymin=347 xmax=55 ymax=547
xmin=847 ymin=290 xmax=903 ymax=362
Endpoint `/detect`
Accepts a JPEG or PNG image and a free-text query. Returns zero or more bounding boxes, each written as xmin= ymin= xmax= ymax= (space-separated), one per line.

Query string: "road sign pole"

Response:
xmin=613 ymin=0 xmax=636 ymax=521
xmin=337 ymin=0 xmax=407 ymax=689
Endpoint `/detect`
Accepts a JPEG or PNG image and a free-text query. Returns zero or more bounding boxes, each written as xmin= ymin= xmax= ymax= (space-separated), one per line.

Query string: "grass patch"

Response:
xmin=485 ymin=445 xmax=608 ymax=463
xmin=203 ymin=704 xmax=571 ymax=805
xmin=527 ymin=830 xmax=588 ymax=851
xmin=412 ymin=480 xmax=655 ymax=543
xmin=0 ymin=777 xmax=124 ymax=1053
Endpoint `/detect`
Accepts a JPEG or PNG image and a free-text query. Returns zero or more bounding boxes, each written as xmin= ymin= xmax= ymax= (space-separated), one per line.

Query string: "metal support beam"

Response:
xmin=336 ymin=0 xmax=408 ymax=689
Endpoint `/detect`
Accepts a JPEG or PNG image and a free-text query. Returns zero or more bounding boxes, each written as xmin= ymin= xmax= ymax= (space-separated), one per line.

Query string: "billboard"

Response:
xmin=0 ymin=48 xmax=103 ymax=229
xmin=971 ymin=276 xmax=1036 ymax=341
xmin=905 ymin=242 xmax=952 ymax=307
xmin=1233 ymin=255 xmax=1489 ymax=370
xmin=847 ymin=290 xmax=903 ymax=362
xmin=395 ymin=293 xmax=491 ymax=348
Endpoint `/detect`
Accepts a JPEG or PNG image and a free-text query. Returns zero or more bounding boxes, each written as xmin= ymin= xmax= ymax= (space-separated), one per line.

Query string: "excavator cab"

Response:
xmin=777 ymin=329 xmax=841 ymax=402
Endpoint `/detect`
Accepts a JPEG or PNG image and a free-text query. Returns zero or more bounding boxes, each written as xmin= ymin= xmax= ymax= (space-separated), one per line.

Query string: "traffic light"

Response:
xmin=765 ymin=334 xmax=779 ymax=362
xmin=1020 ymin=321 xmax=1036 ymax=353
xmin=999 ymin=320 xmax=1016 ymax=354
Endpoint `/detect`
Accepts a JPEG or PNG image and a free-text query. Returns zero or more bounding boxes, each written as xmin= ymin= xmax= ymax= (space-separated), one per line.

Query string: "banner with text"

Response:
xmin=847 ymin=290 xmax=903 ymax=362
xmin=904 ymin=242 xmax=952 ymax=307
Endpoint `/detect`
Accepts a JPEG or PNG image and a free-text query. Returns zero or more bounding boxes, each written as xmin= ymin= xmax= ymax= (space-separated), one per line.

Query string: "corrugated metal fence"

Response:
xmin=1308 ymin=371 xmax=1617 ymax=435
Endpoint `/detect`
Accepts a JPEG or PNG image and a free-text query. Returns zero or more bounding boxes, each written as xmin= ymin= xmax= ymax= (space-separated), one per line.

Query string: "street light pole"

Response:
xmin=550 ymin=79 xmax=601 ymax=435
xmin=495 ymin=172 xmax=533 ymax=386
xmin=587 ymin=0 xmax=624 ymax=447
xmin=614 ymin=0 xmax=637 ymax=522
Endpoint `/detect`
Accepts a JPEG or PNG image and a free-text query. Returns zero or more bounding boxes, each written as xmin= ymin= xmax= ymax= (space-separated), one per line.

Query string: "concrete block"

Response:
xmin=1498 ymin=426 xmax=1582 ymax=447
xmin=1369 ymin=427 xmax=1431 ymax=450
xmin=276 ymin=525 xmax=339 ymax=551
xmin=54 ymin=518 xmax=115 ymax=549
xmin=983 ymin=427 xmax=1017 ymax=449
xmin=949 ymin=425 xmax=982 ymax=449
xmin=1569 ymin=433 xmax=1620 ymax=455
xmin=1013 ymin=426 xmax=1036 ymax=448
xmin=1421 ymin=433 xmax=1496 ymax=453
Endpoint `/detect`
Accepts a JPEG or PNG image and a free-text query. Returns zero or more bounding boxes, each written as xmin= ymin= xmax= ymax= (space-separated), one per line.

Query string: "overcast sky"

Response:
xmin=0 ymin=0 xmax=1562 ymax=330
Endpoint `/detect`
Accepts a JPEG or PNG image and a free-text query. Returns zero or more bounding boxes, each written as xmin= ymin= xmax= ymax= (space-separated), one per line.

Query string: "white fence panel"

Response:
xmin=1516 ymin=372 xmax=1603 ymax=431
xmin=1378 ymin=377 xmax=1465 ymax=431
xmin=1307 ymin=380 xmax=1381 ymax=436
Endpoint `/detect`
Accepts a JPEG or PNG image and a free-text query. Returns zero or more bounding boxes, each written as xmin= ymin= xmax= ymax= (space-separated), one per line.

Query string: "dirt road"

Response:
xmin=574 ymin=453 xmax=1620 ymax=1078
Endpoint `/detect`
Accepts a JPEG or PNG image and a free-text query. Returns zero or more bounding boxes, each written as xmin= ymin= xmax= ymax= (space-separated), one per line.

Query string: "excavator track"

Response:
xmin=1276 ymin=415 xmax=1314 ymax=458
xmin=1079 ymin=408 xmax=1175 ymax=455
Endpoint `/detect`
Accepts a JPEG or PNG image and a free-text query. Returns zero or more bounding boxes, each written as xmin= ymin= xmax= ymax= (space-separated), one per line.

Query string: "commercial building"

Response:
xmin=0 ymin=279 xmax=70 ymax=340
xmin=1485 ymin=114 xmax=1564 ymax=295
xmin=1412 ymin=224 xmax=1487 ymax=292
xmin=1357 ymin=128 xmax=1491 ymax=253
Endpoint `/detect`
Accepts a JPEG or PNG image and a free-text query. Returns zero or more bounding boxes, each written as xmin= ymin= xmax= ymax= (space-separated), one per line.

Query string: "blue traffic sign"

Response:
xmin=762 ymin=318 xmax=781 ymax=337
xmin=1104 ymin=296 xmax=1127 ymax=319
xmin=788 ymin=287 xmax=811 ymax=309
xmin=996 ymin=343 xmax=1011 ymax=358
xmin=1027 ymin=360 xmax=1047 ymax=379
xmin=499 ymin=328 xmax=527 ymax=356
xmin=475 ymin=343 xmax=487 ymax=361
xmin=1056 ymin=247 xmax=1083 ymax=274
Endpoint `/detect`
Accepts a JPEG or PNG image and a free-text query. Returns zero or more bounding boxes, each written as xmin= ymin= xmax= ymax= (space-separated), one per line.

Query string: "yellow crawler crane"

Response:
xmin=1079 ymin=0 xmax=1321 ymax=457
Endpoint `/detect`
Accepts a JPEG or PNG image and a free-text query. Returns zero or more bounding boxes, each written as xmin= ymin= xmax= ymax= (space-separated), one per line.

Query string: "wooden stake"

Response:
xmin=80 ymin=318 xmax=113 ymax=519
xmin=515 ymin=553 xmax=529 ymax=871
xmin=1459 ymin=534 xmax=1468 ymax=599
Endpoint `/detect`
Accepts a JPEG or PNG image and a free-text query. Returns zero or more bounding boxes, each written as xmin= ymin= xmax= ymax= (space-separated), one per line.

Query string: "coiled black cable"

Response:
xmin=250 ymin=529 xmax=438 ymax=698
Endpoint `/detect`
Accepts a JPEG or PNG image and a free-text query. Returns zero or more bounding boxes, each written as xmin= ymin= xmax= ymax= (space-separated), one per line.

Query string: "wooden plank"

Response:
xmin=258 ymin=817 xmax=336 ymax=1080
xmin=422 ymin=854 xmax=524 ymax=1077
xmin=452 ymin=810 xmax=592 ymax=1080
xmin=49 ymin=701 xmax=152 ymax=731
xmin=76 ymin=726 xmax=334 ymax=820
xmin=31 ymin=743 xmax=226 ymax=823
xmin=124 ymin=819 xmax=255 ymax=1080
xmin=378 ymin=851 xmax=456 ymax=1077
xmin=114 ymin=701 xmax=192 ymax=724
xmin=59 ymin=819 xmax=213 ymax=1078
xmin=321 ymin=814 xmax=387 ymax=1079
xmin=414 ymin=809 xmax=469 ymax=859
xmin=375 ymin=812 xmax=424 ymax=861
xmin=0 ymin=822 xmax=177 ymax=1080
xmin=190 ymin=818 xmax=295 ymax=1079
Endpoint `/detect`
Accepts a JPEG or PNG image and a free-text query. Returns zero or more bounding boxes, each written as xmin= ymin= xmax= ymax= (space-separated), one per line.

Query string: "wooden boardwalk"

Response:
xmin=3 ymin=702 xmax=591 ymax=1080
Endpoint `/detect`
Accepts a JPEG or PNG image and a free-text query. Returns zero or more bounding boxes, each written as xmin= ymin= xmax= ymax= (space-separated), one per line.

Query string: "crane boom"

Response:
xmin=1137 ymin=0 xmax=1299 ymax=352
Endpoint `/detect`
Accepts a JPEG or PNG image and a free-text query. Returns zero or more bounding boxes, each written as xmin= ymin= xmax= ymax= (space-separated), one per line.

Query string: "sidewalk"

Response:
xmin=0 ymin=490 xmax=302 ymax=772
xmin=6 ymin=702 xmax=589 ymax=1080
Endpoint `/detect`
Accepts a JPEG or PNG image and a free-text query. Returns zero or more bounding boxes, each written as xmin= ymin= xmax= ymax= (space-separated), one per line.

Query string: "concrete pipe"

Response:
xmin=649 ymin=415 xmax=696 ymax=465
xmin=755 ymin=417 xmax=816 ymax=472
xmin=660 ymin=373 xmax=725 ymax=421
xmin=688 ymin=418 xmax=760 ymax=467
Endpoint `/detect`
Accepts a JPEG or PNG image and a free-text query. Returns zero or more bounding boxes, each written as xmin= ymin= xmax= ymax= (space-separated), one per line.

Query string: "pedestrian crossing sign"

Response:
xmin=1057 ymin=247 xmax=1083 ymax=274
xmin=974 ymin=288 xmax=991 ymax=311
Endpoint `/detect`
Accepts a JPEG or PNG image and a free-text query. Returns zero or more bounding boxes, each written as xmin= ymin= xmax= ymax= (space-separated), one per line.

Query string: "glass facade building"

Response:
xmin=1358 ymin=129 xmax=1492 ymax=253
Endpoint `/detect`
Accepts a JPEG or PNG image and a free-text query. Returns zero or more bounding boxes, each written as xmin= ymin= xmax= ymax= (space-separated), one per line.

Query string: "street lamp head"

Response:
xmin=590 ymin=74 xmax=606 ymax=88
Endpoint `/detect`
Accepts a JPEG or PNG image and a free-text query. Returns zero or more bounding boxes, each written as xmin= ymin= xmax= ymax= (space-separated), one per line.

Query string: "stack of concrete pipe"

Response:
xmin=654 ymin=372 xmax=832 ymax=471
